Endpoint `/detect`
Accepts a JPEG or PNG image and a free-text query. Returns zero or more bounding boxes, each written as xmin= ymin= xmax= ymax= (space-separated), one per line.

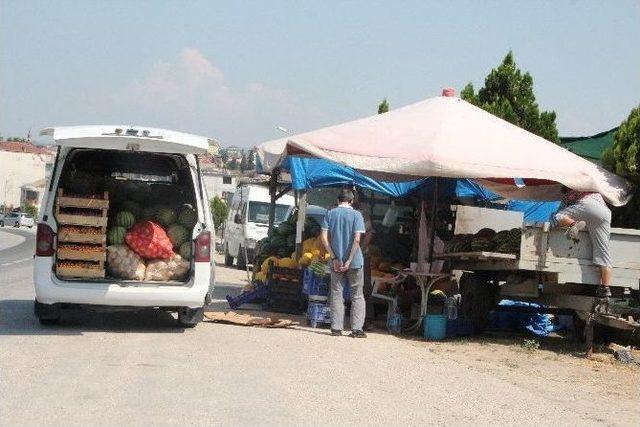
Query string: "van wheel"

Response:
xmin=236 ymin=246 xmax=247 ymax=270
xmin=34 ymin=300 xmax=61 ymax=325
xmin=224 ymin=245 xmax=234 ymax=267
xmin=177 ymin=307 xmax=204 ymax=328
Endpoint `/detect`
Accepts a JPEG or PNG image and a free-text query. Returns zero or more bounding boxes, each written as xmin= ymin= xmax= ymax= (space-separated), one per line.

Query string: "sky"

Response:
xmin=1 ymin=1 xmax=639 ymax=148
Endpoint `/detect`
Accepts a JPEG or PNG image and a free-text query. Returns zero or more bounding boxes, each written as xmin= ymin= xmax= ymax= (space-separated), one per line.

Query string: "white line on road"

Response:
xmin=0 ymin=257 xmax=32 ymax=267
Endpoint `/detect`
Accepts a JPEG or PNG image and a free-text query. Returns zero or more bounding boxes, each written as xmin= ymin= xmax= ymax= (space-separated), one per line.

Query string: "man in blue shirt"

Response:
xmin=320 ymin=189 xmax=367 ymax=338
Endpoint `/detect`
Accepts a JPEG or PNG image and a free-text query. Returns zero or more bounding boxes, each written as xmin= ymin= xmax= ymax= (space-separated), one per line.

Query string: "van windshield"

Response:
xmin=248 ymin=202 xmax=290 ymax=224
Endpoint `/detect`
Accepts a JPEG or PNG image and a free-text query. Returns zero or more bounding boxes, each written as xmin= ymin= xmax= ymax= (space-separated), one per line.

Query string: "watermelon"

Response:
xmin=155 ymin=207 xmax=176 ymax=227
xmin=107 ymin=226 xmax=127 ymax=245
xmin=115 ymin=211 xmax=136 ymax=229
xmin=178 ymin=204 xmax=198 ymax=228
xmin=179 ymin=242 xmax=192 ymax=260
xmin=140 ymin=206 xmax=158 ymax=220
xmin=120 ymin=200 xmax=142 ymax=218
xmin=167 ymin=224 xmax=189 ymax=248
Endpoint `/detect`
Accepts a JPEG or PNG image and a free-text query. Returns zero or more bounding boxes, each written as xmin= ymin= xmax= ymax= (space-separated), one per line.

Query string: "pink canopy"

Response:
xmin=270 ymin=95 xmax=631 ymax=206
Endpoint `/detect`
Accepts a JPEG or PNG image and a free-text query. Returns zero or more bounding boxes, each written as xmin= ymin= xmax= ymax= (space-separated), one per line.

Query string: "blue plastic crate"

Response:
xmin=307 ymin=302 xmax=331 ymax=328
xmin=303 ymin=268 xmax=329 ymax=298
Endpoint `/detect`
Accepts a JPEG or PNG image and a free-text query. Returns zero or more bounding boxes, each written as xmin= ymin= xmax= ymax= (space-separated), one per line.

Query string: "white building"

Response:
xmin=0 ymin=141 xmax=54 ymax=209
xmin=202 ymin=171 xmax=240 ymax=203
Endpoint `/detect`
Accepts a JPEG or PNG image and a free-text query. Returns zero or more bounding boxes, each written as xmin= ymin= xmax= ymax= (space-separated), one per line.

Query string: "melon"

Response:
xmin=140 ymin=206 xmax=157 ymax=220
xmin=107 ymin=226 xmax=127 ymax=245
xmin=120 ymin=200 xmax=142 ymax=218
xmin=178 ymin=204 xmax=198 ymax=228
xmin=167 ymin=224 xmax=189 ymax=248
xmin=179 ymin=242 xmax=192 ymax=260
xmin=155 ymin=207 xmax=176 ymax=227
xmin=115 ymin=211 xmax=136 ymax=229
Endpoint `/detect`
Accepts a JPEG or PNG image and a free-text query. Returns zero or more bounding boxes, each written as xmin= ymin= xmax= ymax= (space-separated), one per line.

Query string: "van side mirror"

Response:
xmin=234 ymin=213 xmax=242 ymax=224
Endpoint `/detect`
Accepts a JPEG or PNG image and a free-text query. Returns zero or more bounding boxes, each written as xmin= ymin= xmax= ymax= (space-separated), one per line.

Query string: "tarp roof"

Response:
xmin=257 ymin=95 xmax=631 ymax=206
xmin=559 ymin=127 xmax=617 ymax=164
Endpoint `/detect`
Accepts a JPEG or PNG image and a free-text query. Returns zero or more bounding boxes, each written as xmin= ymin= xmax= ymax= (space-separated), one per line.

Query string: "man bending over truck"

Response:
xmin=552 ymin=187 xmax=612 ymax=297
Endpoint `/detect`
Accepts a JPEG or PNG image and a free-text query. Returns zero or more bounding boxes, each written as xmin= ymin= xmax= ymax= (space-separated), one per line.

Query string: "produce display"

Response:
xmin=107 ymin=245 xmax=146 ymax=280
xmin=444 ymin=227 xmax=522 ymax=254
xmin=125 ymin=221 xmax=175 ymax=260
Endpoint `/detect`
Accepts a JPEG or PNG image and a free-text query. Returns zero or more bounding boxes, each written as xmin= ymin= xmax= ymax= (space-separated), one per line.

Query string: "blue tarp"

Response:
xmin=282 ymin=156 xmax=558 ymax=222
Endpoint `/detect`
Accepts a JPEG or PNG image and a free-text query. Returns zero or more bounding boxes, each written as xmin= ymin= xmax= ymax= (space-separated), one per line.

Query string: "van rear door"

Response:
xmin=40 ymin=125 xmax=211 ymax=154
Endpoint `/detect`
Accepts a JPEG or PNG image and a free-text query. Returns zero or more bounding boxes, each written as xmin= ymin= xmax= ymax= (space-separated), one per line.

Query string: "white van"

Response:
xmin=33 ymin=125 xmax=215 ymax=327
xmin=223 ymin=184 xmax=294 ymax=269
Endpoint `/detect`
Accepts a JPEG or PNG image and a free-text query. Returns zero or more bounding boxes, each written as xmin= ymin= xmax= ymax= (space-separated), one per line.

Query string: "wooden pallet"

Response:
xmin=56 ymin=263 xmax=106 ymax=279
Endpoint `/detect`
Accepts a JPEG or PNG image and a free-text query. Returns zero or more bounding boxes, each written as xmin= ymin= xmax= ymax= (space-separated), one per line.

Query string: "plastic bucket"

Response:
xmin=423 ymin=314 xmax=447 ymax=340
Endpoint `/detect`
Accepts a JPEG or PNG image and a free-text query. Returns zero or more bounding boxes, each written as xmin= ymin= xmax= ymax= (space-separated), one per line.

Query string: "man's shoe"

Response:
xmin=566 ymin=221 xmax=586 ymax=241
xmin=349 ymin=330 xmax=367 ymax=338
xmin=330 ymin=329 xmax=342 ymax=336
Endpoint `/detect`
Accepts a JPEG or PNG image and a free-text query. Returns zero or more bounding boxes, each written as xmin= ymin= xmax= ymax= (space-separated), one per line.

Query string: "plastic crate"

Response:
xmin=303 ymin=268 xmax=329 ymax=299
xmin=226 ymin=283 xmax=269 ymax=310
xmin=446 ymin=318 xmax=475 ymax=337
xmin=307 ymin=302 xmax=331 ymax=328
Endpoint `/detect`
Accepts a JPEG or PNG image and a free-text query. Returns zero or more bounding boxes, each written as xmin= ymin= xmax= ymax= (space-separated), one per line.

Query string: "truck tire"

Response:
xmin=224 ymin=245 xmax=234 ymax=267
xmin=236 ymin=246 xmax=246 ymax=270
xmin=34 ymin=300 xmax=61 ymax=325
xmin=177 ymin=306 xmax=204 ymax=328
xmin=460 ymin=272 xmax=499 ymax=334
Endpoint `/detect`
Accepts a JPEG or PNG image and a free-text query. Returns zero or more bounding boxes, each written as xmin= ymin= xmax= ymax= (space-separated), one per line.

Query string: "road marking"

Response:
xmin=0 ymin=258 xmax=32 ymax=267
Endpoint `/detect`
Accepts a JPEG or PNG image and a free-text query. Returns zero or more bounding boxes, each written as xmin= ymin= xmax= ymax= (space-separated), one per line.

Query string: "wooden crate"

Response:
xmin=55 ymin=213 xmax=108 ymax=227
xmin=56 ymin=189 xmax=109 ymax=209
xmin=57 ymin=246 xmax=106 ymax=262
xmin=58 ymin=227 xmax=106 ymax=244
xmin=56 ymin=263 xmax=105 ymax=279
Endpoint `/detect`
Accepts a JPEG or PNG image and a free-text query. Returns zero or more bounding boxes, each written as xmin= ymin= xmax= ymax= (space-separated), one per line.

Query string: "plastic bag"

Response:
xmin=381 ymin=201 xmax=399 ymax=227
xmin=107 ymin=245 xmax=146 ymax=280
xmin=144 ymin=254 xmax=190 ymax=281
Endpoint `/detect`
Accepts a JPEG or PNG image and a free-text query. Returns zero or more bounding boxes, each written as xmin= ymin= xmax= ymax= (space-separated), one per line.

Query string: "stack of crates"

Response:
xmin=303 ymin=268 xmax=331 ymax=327
xmin=266 ymin=264 xmax=304 ymax=314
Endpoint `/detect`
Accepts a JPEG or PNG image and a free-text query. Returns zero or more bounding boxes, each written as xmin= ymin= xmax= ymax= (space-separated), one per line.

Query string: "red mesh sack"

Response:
xmin=125 ymin=221 xmax=174 ymax=260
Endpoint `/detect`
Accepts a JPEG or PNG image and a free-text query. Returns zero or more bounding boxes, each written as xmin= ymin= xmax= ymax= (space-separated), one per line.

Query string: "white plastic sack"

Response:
xmin=144 ymin=254 xmax=190 ymax=281
xmin=107 ymin=245 xmax=146 ymax=280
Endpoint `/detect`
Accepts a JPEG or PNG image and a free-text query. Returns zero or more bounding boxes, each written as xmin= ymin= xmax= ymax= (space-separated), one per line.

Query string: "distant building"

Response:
xmin=21 ymin=179 xmax=47 ymax=210
xmin=207 ymin=138 xmax=220 ymax=156
xmin=0 ymin=140 xmax=54 ymax=209
xmin=221 ymin=145 xmax=243 ymax=160
xmin=202 ymin=170 xmax=242 ymax=202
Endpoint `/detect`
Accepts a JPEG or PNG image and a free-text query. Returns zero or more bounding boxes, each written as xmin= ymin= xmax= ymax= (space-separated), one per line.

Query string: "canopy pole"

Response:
xmin=267 ymin=167 xmax=279 ymax=232
xmin=295 ymin=190 xmax=307 ymax=260
xmin=427 ymin=177 xmax=438 ymax=271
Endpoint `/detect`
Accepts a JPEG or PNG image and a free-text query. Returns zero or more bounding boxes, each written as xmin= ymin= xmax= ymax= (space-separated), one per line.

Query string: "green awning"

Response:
xmin=559 ymin=127 xmax=618 ymax=164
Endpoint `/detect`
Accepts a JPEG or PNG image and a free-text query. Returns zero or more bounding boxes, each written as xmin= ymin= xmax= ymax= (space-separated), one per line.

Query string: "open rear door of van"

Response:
xmin=40 ymin=125 xmax=211 ymax=154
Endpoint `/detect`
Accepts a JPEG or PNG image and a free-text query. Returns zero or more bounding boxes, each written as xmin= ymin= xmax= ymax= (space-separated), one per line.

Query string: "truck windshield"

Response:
xmin=248 ymin=202 xmax=290 ymax=224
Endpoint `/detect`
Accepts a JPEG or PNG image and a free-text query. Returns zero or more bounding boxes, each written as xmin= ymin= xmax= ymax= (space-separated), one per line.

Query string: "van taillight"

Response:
xmin=194 ymin=231 xmax=211 ymax=262
xmin=36 ymin=223 xmax=55 ymax=257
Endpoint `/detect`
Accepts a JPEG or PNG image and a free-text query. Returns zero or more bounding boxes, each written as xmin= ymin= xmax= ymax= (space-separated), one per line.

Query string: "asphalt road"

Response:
xmin=1 ymin=228 xmax=638 ymax=427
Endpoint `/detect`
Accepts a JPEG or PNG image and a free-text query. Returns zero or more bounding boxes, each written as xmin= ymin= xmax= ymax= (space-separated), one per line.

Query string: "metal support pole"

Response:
xmin=427 ymin=177 xmax=438 ymax=270
xmin=295 ymin=190 xmax=307 ymax=260
xmin=267 ymin=168 xmax=279 ymax=232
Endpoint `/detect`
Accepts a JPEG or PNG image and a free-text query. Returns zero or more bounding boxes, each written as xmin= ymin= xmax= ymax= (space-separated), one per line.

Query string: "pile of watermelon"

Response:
xmin=106 ymin=201 xmax=198 ymax=268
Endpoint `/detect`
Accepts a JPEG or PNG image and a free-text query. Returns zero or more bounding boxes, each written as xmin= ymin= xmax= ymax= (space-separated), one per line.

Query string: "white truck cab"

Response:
xmin=33 ymin=125 xmax=216 ymax=327
xmin=223 ymin=184 xmax=294 ymax=269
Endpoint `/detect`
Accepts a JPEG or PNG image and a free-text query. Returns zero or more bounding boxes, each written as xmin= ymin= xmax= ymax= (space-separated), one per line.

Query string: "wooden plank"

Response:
xmin=438 ymin=251 xmax=517 ymax=261
xmin=56 ymin=213 xmax=108 ymax=227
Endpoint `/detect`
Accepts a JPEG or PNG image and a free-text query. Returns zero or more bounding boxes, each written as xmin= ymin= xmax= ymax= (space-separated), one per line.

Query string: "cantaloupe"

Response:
xmin=277 ymin=257 xmax=297 ymax=269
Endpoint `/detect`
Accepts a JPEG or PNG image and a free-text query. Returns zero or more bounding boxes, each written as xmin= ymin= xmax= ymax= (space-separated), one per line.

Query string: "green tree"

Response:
xmin=227 ymin=158 xmax=239 ymax=170
xmin=602 ymin=105 xmax=640 ymax=228
xmin=247 ymin=149 xmax=256 ymax=171
xmin=378 ymin=98 xmax=389 ymax=114
xmin=210 ymin=196 xmax=229 ymax=231
xmin=461 ymin=51 xmax=559 ymax=143
xmin=240 ymin=151 xmax=248 ymax=172
xmin=23 ymin=204 xmax=38 ymax=219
